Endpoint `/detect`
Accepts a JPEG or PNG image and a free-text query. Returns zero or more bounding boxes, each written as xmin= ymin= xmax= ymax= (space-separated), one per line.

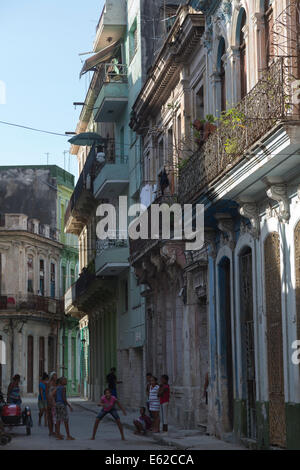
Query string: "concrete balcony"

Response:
xmin=93 ymin=156 xmax=129 ymax=200
xmin=64 ymin=147 xmax=98 ymax=235
xmin=95 ymin=239 xmax=129 ymax=276
xmin=94 ymin=64 xmax=128 ymax=123
xmin=93 ymin=0 xmax=127 ymax=52
xmin=64 ymin=266 xmax=116 ymax=317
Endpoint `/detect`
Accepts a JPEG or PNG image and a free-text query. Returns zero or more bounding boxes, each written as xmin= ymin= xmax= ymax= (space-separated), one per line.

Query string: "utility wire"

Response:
xmin=0 ymin=120 xmax=66 ymax=137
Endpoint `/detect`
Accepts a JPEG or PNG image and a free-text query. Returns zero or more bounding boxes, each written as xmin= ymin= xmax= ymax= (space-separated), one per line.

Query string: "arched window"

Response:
xmin=264 ymin=0 xmax=274 ymax=67
xmin=218 ymin=38 xmax=226 ymax=112
xmin=239 ymin=9 xmax=247 ymax=99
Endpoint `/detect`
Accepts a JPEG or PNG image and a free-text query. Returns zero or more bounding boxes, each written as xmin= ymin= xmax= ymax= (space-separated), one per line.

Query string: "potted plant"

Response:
xmin=192 ymin=114 xmax=217 ymax=147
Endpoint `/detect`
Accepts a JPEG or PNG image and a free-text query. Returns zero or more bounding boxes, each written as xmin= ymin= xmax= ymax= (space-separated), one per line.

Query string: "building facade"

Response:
xmin=65 ymin=0 xmax=186 ymax=406
xmin=130 ymin=0 xmax=300 ymax=449
xmin=0 ymin=166 xmax=80 ymax=397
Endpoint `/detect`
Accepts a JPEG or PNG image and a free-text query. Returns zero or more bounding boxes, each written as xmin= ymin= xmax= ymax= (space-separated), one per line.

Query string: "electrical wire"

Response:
xmin=0 ymin=120 xmax=66 ymax=137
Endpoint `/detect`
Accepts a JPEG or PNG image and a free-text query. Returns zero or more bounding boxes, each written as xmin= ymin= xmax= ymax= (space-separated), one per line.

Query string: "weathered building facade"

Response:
xmin=0 ymin=166 xmax=80 ymax=397
xmin=130 ymin=5 xmax=209 ymax=428
xmin=130 ymin=0 xmax=300 ymax=449
xmin=65 ymin=0 xmax=186 ymax=407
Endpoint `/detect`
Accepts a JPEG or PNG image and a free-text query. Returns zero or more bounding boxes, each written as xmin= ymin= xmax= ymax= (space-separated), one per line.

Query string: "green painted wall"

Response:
xmin=286 ymin=403 xmax=300 ymax=450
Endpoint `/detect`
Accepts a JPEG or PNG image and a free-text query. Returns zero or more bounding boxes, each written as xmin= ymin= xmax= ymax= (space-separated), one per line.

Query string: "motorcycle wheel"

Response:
xmin=0 ymin=436 xmax=9 ymax=445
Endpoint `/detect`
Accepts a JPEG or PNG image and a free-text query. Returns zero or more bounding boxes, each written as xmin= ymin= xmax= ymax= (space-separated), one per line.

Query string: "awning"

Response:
xmin=80 ymin=41 xmax=119 ymax=77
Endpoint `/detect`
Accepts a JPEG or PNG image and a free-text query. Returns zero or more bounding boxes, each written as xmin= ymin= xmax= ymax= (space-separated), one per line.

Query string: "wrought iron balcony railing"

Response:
xmin=99 ymin=63 xmax=128 ymax=89
xmin=179 ymin=57 xmax=299 ymax=202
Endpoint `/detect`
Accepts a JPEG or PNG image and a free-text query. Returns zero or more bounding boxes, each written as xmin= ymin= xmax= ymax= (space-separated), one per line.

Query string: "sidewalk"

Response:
xmin=74 ymin=399 xmax=245 ymax=450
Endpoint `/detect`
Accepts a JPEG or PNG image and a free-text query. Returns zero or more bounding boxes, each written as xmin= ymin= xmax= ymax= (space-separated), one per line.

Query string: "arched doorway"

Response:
xmin=264 ymin=233 xmax=286 ymax=447
xmin=218 ymin=257 xmax=234 ymax=431
xmin=240 ymin=247 xmax=256 ymax=439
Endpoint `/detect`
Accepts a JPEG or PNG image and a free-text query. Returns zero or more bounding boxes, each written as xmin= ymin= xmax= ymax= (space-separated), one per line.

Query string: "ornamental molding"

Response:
xmin=204 ymin=228 xmax=217 ymax=258
xmin=266 ymin=184 xmax=290 ymax=223
xmin=239 ymin=202 xmax=260 ymax=239
xmin=214 ymin=213 xmax=235 ymax=250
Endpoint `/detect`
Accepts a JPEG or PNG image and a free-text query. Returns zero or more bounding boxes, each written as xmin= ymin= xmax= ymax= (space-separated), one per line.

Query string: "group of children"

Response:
xmin=133 ymin=373 xmax=170 ymax=436
xmin=36 ymin=370 xmax=170 ymax=441
xmin=38 ymin=372 xmax=75 ymax=440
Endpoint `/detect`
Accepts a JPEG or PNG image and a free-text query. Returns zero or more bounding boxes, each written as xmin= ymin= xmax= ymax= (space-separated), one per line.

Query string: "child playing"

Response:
xmin=133 ymin=407 xmax=152 ymax=435
xmin=91 ymin=388 xmax=126 ymax=441
xmin=54 ymin=377 xmax=75 ymax=440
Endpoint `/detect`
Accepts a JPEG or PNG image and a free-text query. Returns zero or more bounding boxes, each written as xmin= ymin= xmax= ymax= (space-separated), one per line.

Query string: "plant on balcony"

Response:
xmin=219 ymin=107 xmax=246 ymax=157
xmin=192 ymin=114 xmax=217 ymax=147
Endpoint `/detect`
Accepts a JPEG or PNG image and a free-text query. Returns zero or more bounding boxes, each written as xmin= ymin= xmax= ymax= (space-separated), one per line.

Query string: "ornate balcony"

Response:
xmin=0 ymin=293 xmax=63 ymax=317
xmin=179 ymin=58 xmax=299 ymax=203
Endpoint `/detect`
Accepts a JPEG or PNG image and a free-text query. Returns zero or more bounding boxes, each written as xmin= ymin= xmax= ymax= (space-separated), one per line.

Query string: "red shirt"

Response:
xmin=101 ymin=395 xmax=117 ymax=411
xmin=160 ymin=384 xmax=170 ymax=404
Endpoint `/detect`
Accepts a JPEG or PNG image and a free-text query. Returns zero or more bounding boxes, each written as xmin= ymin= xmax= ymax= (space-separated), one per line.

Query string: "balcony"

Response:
xmin=64 ymin=265 xmax=116 ymax=316
xmin=95 ymin=238 xmax=129 ymax=276
xmin=94 ymin=155 xmax=129 ymax=199
xmin=64 ymin=146 xmax=99 ymax=235
xmin=0 ymin=293 xmax=63 ymax=317
xmin=179 ymin=58 xmax=300 ymax=203
xmin=94 ymin=63 xmax=128 ymax=123
xmin=94 ymin=0 xmax=127 ymax=52
xmin=0 ymin=214 xmax=60 ymax=243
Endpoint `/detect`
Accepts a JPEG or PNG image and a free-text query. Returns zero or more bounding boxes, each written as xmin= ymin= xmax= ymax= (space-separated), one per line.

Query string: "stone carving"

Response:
xmin=239 ymin=203 xmax=260 ymax=239
xmin=266 ymin=184 xmax=290 ymax=223
xmin=150 ymin=253 xmax=163 ymax=273
xmin=214 ymin=213 xmax=235 ymax=249
xmin=204 ymin=228 xmax=217 ymax=258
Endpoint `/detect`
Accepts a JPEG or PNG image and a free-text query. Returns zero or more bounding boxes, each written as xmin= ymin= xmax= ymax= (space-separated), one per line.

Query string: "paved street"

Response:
xmin=1 ymin=398 xmax=245 ymax=451
xmin=2 ymin=399 xmax=172 ymax=451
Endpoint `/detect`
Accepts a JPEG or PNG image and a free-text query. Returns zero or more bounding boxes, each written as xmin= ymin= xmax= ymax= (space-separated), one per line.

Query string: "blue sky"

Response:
xmin=0 ymin=0 xmax=104 ymax=179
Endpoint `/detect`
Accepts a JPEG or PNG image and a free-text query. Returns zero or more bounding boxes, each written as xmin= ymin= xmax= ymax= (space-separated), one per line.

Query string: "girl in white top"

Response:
xmin=149 ymin=376 xmax=160 ymax=432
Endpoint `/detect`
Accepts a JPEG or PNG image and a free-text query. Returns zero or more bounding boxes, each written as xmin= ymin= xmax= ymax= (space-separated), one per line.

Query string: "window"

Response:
xmin=158 ymin=139 xmax=164 ymax=169
xmin=27 ymin=255 xmax=34 ymax=293
xmin=129 ymin=19 xmax=138 ymax=63
xmin=218 ymin=38 xmax=226 ymax=112
xmin=264 ymin=0 xmax=274 ymax=67
xmin=50 ymin=263 xmax=55 ymax=299
xmin=239 ymin=10 xmax=247 ymax=99
xmin=70 ymin=268 xmax=75 ymax=286
xmin=39 ymin=259 xmax=45 ymax=296
xmin=61 ymin=265 xmax=66 ymax=296
xmin=195 ymin=86 xmax=204 ymax=120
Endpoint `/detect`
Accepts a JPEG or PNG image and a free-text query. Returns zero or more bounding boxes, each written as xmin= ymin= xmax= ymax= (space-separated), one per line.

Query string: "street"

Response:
xmin=2 ymin=399 xmax=172 ymax=451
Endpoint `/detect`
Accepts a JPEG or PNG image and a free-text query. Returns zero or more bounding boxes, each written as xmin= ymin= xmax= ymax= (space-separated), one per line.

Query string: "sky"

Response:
xmin=0 ymin=0 xmax=104 ymax=180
